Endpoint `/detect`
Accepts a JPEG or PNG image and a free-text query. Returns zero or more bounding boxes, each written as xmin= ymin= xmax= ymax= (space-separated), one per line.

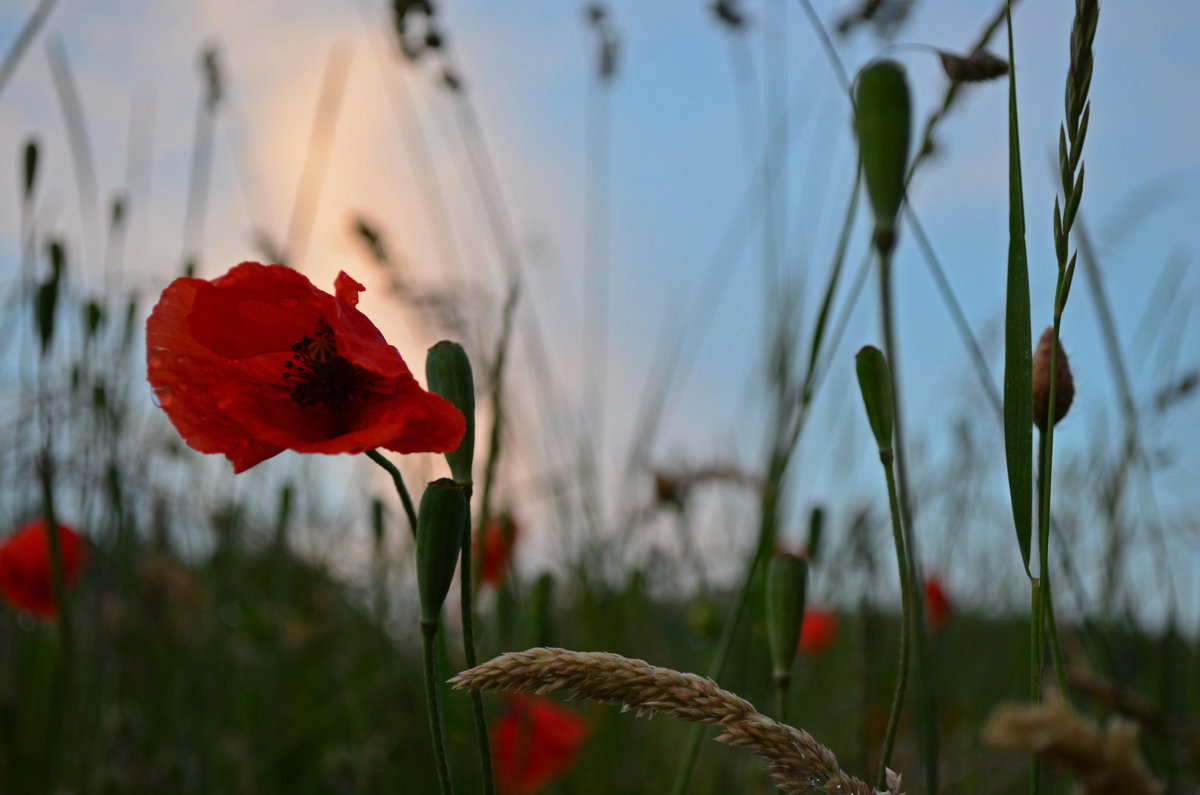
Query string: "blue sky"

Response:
xmin=2 ymin=0 xmax=1198 ymax=628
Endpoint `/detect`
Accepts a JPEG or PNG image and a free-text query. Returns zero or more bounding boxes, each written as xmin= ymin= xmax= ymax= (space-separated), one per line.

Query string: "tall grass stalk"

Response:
xmin=0 ymin=0 xmax=59 ymax=100
xmin=1036 ymin=0 xmax=1100 ymax=720
xmin=285 ymin=47 xmax=350 ymax=271
xmin=474 ymin=282 xmax=519 ymax=588
xmin=180 ymin=46 xmax=220 ymax=274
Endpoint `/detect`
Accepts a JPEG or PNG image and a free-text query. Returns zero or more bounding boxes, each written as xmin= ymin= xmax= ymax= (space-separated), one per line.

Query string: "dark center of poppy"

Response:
xmin=281 ymin=324 xmax=377 ymax=412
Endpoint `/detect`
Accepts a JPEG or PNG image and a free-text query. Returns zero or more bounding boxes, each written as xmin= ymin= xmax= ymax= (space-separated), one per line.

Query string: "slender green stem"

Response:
xmin=421 ymin=623 xmax=455 ymax=795
xmin=876 ymin=454 xmax=911 ymax=789
xmin=39 ymin=455 xmax=73 ymax=791
xmin=475 ymin=283 xmax=518 ymax=588
xmin=1030 ymin=579 xmax=1042 ymax=795
xmin=459 ymin=502 xmax=495 ymax=795
xmin=877 ymin=244 xmax=938 ymax=794
xmin=366 ymin=449 xmax=418 ymax=538
xmin=38 ymin=458 xmax=73 ymax=666
xmin=1043 ymin=576 xmax=1070 ymax=699
xmin=1036 ymin=430 xmax=1071 ymax=706
xmin=669 ymin=527 xmax=771 ymax=795
xmin=774 ymin=681 xmax=789 ymax=725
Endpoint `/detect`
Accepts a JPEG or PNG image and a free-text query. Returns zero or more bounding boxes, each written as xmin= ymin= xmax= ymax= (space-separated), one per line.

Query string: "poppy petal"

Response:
xmin=146 ymin=262 xmax=465 ymax=472
xmin=0 ymin=519 xmax=85 ymax=619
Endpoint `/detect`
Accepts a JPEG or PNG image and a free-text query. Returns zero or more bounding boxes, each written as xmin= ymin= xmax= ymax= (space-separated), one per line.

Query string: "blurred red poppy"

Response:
xmin=146 ymin=262 xmax=464 ymax=472
xmin=492 ymin=695 xmax=588 ymax=794
xmin=476 ymin=514 xmax=518 ymax=588
xmin=924 ymin=575 xmax=953 ymax=632
xmin=0 ymin=519 xmax=85 ymax=619
xmin=798 ymin=608 xmax=839 ymax=657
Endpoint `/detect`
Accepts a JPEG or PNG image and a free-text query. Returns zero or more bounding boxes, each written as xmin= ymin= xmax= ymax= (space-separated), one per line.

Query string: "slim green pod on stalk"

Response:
xmin=806 ymin=505 xmax=826 ymax=563
xmin=854 ymin=60 xmax=911 ymax=256
xmin=765 ymin=553 xmax=809 ymax=688
xmin=855 ymin=345 xmax=895 ymax=457
xmin=416 ymin=478 xmax=468 ymax=629
xmin=23 ymin=138 xmax=38 ymax=200
xmin=426 ymin=341 xmax=475 ymax=485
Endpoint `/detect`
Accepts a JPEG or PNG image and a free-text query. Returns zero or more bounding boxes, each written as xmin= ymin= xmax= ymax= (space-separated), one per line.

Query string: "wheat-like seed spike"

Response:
xmin=450 ymin=647 xmax=892 ymax=795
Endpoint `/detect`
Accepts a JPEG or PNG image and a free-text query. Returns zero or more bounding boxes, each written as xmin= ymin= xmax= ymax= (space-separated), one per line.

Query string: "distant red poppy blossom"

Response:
xmin=798 ymin=608 xmax=839 ymax=657
xmin=924 ymin=576 xmax=953 ymax=632
xmin=492 ymin=695 xmax=588 ymax=794
xmin=476 ymin=514 xmax=518 ymax=587
xmin=0 ymin=519 xmax=85 ymax=619
xmin=146 ymin=262 xmax=465 ymax=472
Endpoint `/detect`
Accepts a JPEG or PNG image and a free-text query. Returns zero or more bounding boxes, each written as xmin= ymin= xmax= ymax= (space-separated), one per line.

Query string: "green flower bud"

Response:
xmin=425 ymin=341 xmax=475 ymax=484
xmin=765 ymin=552 xmax=809 ymax=687
xmin=23 ymin=138 xmax=38 ymax=201
xmin=36 ymin=240 xmax=65 ymax=356
xmin=855 ymin=60 xmax=911 ymax=256
xmin=855 ymin=345 xmax=895 ymax=457
xmin=416 ymin=478 xmax=468 ymax=629
xmin=806 ymin=505 xmax=825 ymax=563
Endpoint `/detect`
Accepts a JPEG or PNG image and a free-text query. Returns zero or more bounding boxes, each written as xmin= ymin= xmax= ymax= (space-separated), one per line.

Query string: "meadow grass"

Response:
xmin=1 ymin=1 xmax=1197 ymax=794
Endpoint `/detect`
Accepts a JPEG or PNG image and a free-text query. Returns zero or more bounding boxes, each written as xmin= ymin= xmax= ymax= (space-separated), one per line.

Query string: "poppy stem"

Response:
xmin=366 ymin=449 xmax=418 ymax=538
xmin=877 ymin=240 xmax=938 ymax=794
xmin=422 ymin=622 xmax=456 ymax=795
xmin=876 ymin=454 xmax=911 ymax=789
xmin=38 ymin=456 xmax=74 ymax=662
xmin=38 ymin=454 xmax=74 ymax=789
xmin=459 ymin=502 xmax=496 ymax=795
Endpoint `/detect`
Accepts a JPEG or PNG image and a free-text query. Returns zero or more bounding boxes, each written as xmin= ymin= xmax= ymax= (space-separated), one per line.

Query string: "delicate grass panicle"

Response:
xmin=452 ymin=647 xmax=900 ymax=795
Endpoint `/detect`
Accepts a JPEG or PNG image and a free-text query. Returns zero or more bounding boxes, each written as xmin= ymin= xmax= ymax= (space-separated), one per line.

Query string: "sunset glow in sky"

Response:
xmin=3 ymin=0 xmax=1199 ymax=627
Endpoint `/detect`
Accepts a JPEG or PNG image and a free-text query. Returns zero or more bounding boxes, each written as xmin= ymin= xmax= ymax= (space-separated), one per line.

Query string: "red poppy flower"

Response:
xmin=476 ymin=514 xmax=518 ymax=588
xmin=797 ymin=608 xmax=839 ymax=657
xmin=146 ymin=262 xmax=465 ymax=472
xmin=491 ymin=695 xmax=588 ymax=794
xmin=924 ymin=575 xmax=953 ymax=632
xmin=0 ymin=519 xmax=85 ymax=619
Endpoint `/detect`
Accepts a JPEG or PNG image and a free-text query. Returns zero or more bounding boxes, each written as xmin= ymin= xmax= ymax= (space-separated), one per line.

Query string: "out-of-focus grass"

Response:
xmin=2 ymin=524 xmax=1193 ymax=794
xmin=2 ymin=1 xmax=1200 ymax=793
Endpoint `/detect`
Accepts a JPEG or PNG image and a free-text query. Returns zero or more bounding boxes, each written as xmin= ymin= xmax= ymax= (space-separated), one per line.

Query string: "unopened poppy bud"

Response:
xmin=36 ymin=240 xmax=65 ymax=356
xmin=416 ymin=478 xmax=468 ymax=630
xmin=766 ymin=553 xmax=809 ymax=688
xmin=23 ymin=139 xmax=38 ymax=201
xmin=855 ymin=60 xmax=911 ymax=256
xmin=806 ymin=505 xmax=825 ymax=563
xmin=855 ymin=345 xmax=895 ymax=458
xmin=426 ymin=341 xmax=475 ymax=485
xmin=1032 ymin=327 xmax=1074 ymax=432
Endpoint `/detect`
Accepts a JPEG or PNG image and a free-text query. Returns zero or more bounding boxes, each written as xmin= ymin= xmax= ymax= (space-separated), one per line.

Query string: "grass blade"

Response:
xmin=1002 ymin=0 xmax=1033 ymax=575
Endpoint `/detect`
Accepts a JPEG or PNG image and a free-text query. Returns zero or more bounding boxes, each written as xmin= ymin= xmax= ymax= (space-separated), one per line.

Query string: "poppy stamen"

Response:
xmin=283 ymin=327 xmax=377 ymax=411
